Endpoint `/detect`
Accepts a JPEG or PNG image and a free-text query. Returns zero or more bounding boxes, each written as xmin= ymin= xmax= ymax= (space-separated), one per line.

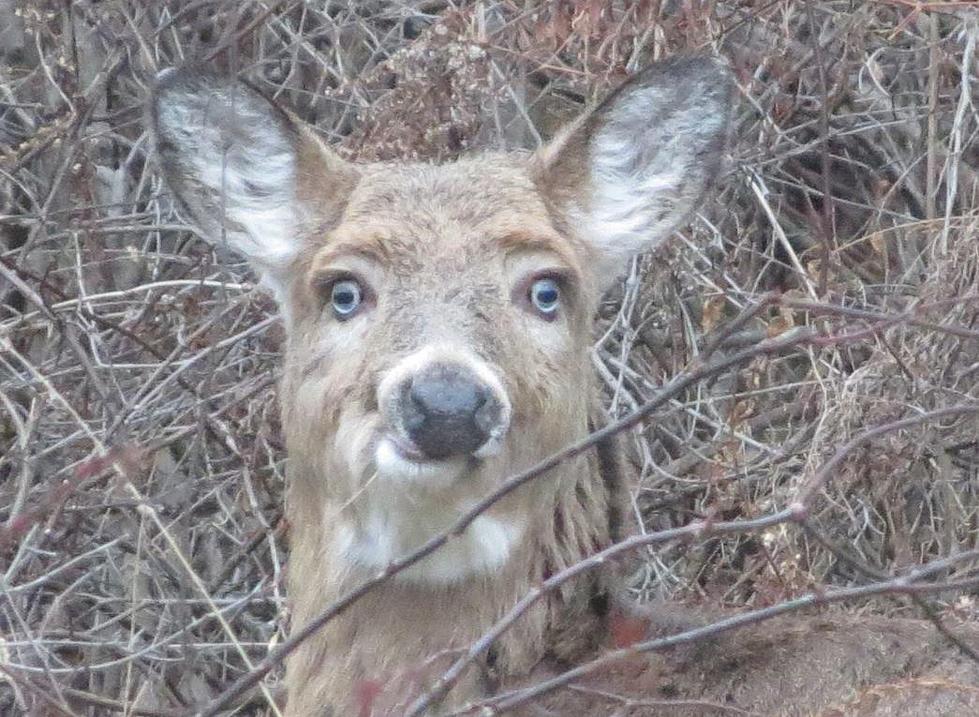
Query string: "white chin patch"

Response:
xmin=333 ymin=435 xmax=523 ymax=583
xmin=336 ymin=512 xmax=523 ymax=584
xmin=374 ymin=436 xmax=468 ymax=488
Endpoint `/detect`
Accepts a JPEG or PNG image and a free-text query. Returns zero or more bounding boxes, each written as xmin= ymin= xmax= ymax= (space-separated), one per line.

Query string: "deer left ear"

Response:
xmin=150 ymin=67 xmax=359 ymax=302
xmin=533 ymin=56 xmax=734 ymax=285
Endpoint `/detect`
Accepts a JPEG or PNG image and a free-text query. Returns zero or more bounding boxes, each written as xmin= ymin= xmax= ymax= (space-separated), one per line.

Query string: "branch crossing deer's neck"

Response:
xmin=150 ymin=57 xmax=732 ymax=715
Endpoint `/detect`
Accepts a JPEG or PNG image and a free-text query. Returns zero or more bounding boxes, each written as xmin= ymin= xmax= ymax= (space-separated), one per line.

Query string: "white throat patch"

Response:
xmin=334 ymin=496 xmax=524 ymax=584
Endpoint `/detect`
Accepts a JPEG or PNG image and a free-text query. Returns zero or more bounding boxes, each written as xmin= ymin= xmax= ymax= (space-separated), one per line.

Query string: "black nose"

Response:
xmin=403 ymin=365 xmax=501 ymax=460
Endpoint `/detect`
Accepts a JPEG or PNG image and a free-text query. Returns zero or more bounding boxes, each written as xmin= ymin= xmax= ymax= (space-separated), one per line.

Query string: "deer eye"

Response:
xmin=529 ymin=277 xmax=560 ymax=318
xmin=330 ymin=279 xmax=363 ymax=319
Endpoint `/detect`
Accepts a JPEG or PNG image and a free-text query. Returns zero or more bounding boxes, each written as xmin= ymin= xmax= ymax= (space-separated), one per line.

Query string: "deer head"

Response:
xmin=150 ymin=56 xmax=732 ymax=713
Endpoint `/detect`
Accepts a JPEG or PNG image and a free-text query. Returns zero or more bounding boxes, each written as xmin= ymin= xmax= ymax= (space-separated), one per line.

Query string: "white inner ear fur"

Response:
xmin=558 ymin=73 xmax=730 ymax=279
xmin=156 ymin=94 xmax=301 ymax=298
xmin=193 ymin=142 xmax=297 ymax=273
xmin=585 ymin=88 xmax=681 ymax=262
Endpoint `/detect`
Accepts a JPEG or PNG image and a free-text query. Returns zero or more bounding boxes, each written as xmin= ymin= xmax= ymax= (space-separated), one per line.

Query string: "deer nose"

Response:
xmin=402 ymin=365 xmax=502 ymax=460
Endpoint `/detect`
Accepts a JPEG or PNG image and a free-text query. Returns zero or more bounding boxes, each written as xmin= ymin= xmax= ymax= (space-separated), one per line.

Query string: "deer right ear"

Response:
xmin=533 ymin=56 xmax=733 ymax=287
xmin=150 ymin=68 xmax=357 ymax=298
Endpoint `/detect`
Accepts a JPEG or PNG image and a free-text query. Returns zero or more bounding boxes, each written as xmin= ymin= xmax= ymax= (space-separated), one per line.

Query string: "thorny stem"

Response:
xmin=805 ymin=0 xmax=837 ymax=297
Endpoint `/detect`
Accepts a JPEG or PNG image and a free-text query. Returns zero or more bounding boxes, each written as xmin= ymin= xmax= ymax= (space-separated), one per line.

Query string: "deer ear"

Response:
xmin=150 ymin=68 xmax=357 ymax=298
xmin=533 ymin=56 xmax=733 ymax=285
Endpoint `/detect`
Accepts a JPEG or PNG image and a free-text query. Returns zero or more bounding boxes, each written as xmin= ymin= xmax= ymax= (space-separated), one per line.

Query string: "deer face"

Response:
xmin=285 ymin=161 xmax=585 ymax=486
xmin=150 ymin=58 xmax=732 ymax=582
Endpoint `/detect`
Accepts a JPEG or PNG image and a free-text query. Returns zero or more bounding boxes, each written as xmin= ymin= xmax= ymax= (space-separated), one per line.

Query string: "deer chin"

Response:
xmin=334 ymin=461 xmax=525 ymax=584
xmin=327 ymin=423 xmax=524 ymax=583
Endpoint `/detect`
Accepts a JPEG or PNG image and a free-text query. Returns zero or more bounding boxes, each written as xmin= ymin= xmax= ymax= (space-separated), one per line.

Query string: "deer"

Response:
xmin=149 ymin=58 xmax=979 ymax=716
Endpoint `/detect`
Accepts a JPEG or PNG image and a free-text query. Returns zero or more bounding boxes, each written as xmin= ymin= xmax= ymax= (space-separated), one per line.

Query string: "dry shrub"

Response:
xmin=1 ymin=1 xmax=978 ymax=713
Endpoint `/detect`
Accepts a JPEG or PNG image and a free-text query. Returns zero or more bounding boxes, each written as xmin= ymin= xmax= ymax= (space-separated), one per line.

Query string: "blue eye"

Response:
xmin=331 ymin=279 xmax=362 ymax=319
xmin=530 ymin=277 xmax=560 ymax=317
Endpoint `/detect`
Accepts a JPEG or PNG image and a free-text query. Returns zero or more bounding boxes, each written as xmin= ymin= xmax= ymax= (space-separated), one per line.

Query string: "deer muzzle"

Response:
xmin=376 ymin=346 xmax=512 ymax=481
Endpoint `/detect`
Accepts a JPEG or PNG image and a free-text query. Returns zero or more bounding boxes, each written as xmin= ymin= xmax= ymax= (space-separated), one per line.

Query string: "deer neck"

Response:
xmin=282 ymin=424 xmax=622 ymax=713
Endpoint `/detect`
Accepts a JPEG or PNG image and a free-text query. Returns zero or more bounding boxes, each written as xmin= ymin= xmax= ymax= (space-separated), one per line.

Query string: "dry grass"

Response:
xmin=1 ymin=1 xmax=978 ymax=714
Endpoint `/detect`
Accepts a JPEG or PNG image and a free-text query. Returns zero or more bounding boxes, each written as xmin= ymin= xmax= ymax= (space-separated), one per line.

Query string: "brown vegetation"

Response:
xmin=2 ymin=2 xmax=979 ymax=715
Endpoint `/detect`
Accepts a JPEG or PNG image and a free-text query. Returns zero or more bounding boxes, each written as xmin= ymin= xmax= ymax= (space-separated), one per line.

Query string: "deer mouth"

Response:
xmin=386 ymin=433 xmax=428 ymax=461
xmin=374 ymin=433 xmax=472 ymax=485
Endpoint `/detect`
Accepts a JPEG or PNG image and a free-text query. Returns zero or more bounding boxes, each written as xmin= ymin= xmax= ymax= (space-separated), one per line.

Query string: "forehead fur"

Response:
xmin=345 ymin=153 xmax=543 ymax=226
xmin=304 ymin=154 xmax=589 ymax=286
